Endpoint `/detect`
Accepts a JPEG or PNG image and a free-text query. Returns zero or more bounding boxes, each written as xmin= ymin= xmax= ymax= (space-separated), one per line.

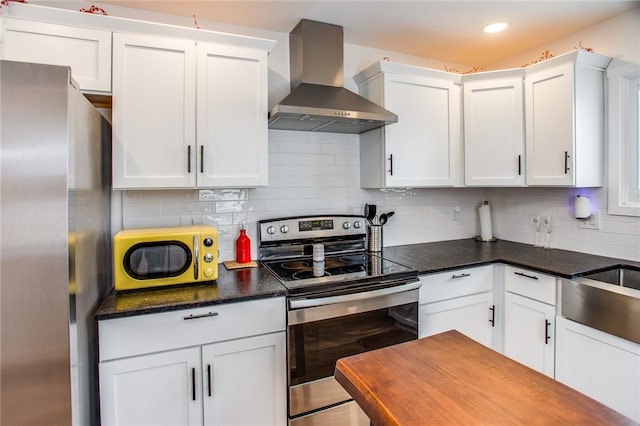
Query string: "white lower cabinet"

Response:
xmin=99 ymin=297 xmax=287 ymax=426
xmin=419 ymin=265 xmax=496 ymax=349
xmin=556 ymin=317 xmax=640 ymax=423
xmin=202 ymin=334 xmax=285 ymax=426
xmin=100 ymin=347 xmax=203 ymax=426
xmin=503 ymin=266 xmax=556 ymax=378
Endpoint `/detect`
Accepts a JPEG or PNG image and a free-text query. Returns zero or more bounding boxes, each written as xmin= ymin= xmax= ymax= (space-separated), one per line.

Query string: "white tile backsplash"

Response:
xmin=488 ymin=187 xmax=640 ymax=261
xmin=119 ymin=131 xmax=640 ymax=263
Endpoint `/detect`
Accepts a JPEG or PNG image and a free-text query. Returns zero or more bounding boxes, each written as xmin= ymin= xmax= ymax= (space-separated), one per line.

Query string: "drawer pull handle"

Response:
xmin=207 ymin=364 xmax=212 ymax=397
xmin=451 ymin=273 xmax=471 ymax=279
xmin=183 ymin=312 xmax=219 ymax=321
xmin=545 ymin=319 xmax=551 ymax=344
xmin=191 ymin=367 xmax=196 ymax=401
xmin=489 ymin=305 xmax=495 ymax=327
xmin=514 ymin=271 xmax=538 ymax=280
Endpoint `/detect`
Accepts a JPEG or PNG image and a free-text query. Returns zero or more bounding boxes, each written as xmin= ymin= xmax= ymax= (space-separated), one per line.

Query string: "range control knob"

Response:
xmin=203 ymin=237 xmax=214 ymax=247
xmin=280 ymin=225 xmax=289 ymax=234
xmin=204 ymin=253 xmax=214 ymax=263
xmin=266 ymin=226 xmax=276 ymax=235
xmin=354 ymin=221 xmax=362 ymax=229
xmin=204 ymin=267 xmax=215 ymax=278
xmin=343 ymin=221 xmax=352 ymax=229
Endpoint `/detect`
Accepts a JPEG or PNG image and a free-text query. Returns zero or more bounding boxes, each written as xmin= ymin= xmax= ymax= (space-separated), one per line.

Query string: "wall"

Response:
xmin=122 ymin=131 xmax=485 ymax=261
xmin=41 ymin=1 xmax=638 ymax=262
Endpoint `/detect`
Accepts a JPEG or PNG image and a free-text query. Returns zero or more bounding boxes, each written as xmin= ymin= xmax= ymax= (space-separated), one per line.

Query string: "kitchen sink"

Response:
xmin=562 ymin=266 xmax=640 ymax=344
xmin=581 ymin=266 xmax=640 ymax=291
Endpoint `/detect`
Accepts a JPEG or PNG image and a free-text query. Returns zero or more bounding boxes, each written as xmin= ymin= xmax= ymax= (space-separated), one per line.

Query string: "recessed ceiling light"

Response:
xmin=483 ymin=22 xmax=508 ymax=34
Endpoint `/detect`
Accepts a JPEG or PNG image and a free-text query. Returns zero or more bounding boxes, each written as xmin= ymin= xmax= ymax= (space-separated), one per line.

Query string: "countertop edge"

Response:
xmin=96 ymin=238 xmax=639 ymax=320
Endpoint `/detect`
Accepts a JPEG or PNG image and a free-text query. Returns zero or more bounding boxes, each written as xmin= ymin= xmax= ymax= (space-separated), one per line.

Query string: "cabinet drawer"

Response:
xmin=99 ymin=297 xmax=286 ymax=361
xmin=505 ymin=266 xmax=556 ymax=305
xmin=419 ymin=265 xmax=493 ymax=304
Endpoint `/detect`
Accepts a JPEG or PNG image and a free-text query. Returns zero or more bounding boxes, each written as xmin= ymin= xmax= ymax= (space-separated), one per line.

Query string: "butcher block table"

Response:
xmin=334 ymin=330 xmax=635 ymax=425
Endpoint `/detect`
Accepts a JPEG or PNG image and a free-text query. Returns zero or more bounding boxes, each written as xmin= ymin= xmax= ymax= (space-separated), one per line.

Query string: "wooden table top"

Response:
xmin=334 ymin=330 xmax=635 ymax=426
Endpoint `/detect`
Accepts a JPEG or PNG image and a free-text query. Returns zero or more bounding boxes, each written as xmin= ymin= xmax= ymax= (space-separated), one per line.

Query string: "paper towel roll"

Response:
xmin=479 ymin=201 xmax=493 ymax=241
xmin=574 ymin=195 xmax=591 ymax=219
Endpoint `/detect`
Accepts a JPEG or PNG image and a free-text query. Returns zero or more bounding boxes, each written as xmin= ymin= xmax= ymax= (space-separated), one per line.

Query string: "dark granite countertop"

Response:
xmin=382 ymin=238 xmax=640 ymax=278
xmin=95 ymin=264 xmax=286 ymax=320
xmin=96 ymin=238 xmax=639 ymax=320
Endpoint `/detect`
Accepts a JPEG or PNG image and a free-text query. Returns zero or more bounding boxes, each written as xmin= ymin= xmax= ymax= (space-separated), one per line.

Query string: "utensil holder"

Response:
xmin=368 ymin=225 xmax=383 ymax=252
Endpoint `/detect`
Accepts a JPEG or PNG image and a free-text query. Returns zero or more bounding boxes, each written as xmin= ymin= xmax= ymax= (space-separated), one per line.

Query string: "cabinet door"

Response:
xmin=419 ymin=292 xmax=495 ymax=348
xmin=202 ymin=332 xmax=286 ymax=426
xmin=504 ymin=292 xmax=555 ymax=377
xmin=556 ymin=317 xmax=640 ymax=422
xmin=1 ymin=19 xmax=112 ymax=92
xmin=464 ymin=77 xmax=525 ymax=186
xmin=197 ymin=43 xmax=269 ymax=187
xmin=383 ymin=73 xmax=460 ymax=187
xmin=99 ymin=348 xmax=202 ymax=426
xmin=112 ymin=33 xmax=196 ymax=189
xmin=524 ymin=61 xmax=574 ymax=186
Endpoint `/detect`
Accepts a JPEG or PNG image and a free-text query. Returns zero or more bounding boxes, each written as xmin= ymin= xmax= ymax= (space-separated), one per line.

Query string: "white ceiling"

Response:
xmin=99 ymin=1 xmax=639 ymax=66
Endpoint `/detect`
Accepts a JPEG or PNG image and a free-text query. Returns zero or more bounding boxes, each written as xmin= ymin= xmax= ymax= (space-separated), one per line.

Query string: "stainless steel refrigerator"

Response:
xmin=0 ymin=60 xmax=111 ymax=426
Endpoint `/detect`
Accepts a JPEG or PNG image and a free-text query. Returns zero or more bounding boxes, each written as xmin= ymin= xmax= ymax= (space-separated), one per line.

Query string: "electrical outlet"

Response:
xmin=452 ymin=206 xmax=460 ymax=221
xmin=530 ymin=214 xmax=541 ymax=226
xmin=578 ymin=212 xmax=601 ymax=230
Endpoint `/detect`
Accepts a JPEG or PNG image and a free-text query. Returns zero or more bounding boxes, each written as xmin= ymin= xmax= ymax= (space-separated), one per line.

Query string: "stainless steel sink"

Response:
xmin=581 ymin=266 xmax=640 ymax=291
xmin=562 ymin=267 xmax=640 ymax=344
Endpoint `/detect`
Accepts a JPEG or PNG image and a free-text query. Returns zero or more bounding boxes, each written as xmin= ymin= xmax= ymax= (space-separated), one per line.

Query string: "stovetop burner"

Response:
xmin=258 ymin=214 xmax=419 ymax=296
xmin=261 ymin=252 xmax=417 ymax=295
xmin=271 ymin=253 xmax=367 ymax=281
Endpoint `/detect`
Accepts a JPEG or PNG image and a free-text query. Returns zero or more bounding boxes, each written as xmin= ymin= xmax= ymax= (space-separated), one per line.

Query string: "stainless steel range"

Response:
xmin=258 ymin=215 xmax=420 ymax=426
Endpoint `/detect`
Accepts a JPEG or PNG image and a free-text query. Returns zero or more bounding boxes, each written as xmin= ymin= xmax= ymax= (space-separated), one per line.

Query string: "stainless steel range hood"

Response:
xmin=268 ymin=19 xmax=397 ymax=134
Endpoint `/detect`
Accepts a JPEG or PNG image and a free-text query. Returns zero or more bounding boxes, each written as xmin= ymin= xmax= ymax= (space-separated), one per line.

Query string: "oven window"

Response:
xmin=289 ymin=302 xmax=417 ymax=386
xmin=124 ymin=241 xmax=192 ymax=279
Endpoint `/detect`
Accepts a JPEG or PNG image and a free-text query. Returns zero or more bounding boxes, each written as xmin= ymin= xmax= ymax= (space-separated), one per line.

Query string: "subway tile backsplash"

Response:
xmin=120 ymin=130 xmax=640 ymax=263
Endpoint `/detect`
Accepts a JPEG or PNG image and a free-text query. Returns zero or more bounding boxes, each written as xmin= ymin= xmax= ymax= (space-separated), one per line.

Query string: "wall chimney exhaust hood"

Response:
xmin=268 ymin=19 xmax=398 ymax=134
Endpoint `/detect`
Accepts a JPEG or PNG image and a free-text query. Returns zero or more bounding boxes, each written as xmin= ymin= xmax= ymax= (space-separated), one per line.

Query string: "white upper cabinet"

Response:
xmin=112 ymin=33 xmax=273 ymax=190
xmin=462 ymin=70 xmax=525 ymax=186
xmin=355 ymin=61 xmax=462 ymax=188
xmin=0 ymin=18 xmax=112 ymax=92
xmin=112 ymin=33 xmax=197 ymax=189
xmin=524 ymin=50 xmax=610 ymax=187
xmin=196 ymin=42 xmax=269 ymax=188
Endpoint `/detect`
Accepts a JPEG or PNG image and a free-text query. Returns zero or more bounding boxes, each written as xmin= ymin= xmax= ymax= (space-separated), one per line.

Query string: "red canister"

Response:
xmin=235 ymin=227 xmax=251 ymax=263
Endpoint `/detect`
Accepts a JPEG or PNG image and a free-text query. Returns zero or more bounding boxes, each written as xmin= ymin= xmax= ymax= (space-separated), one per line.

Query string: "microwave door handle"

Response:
xmin=193 ymin=235 xmax=199 ymax=280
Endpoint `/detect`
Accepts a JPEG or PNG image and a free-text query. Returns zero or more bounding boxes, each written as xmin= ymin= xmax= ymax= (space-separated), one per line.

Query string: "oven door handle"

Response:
xmin=288 ymin=280 xmax=421 ymax=309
